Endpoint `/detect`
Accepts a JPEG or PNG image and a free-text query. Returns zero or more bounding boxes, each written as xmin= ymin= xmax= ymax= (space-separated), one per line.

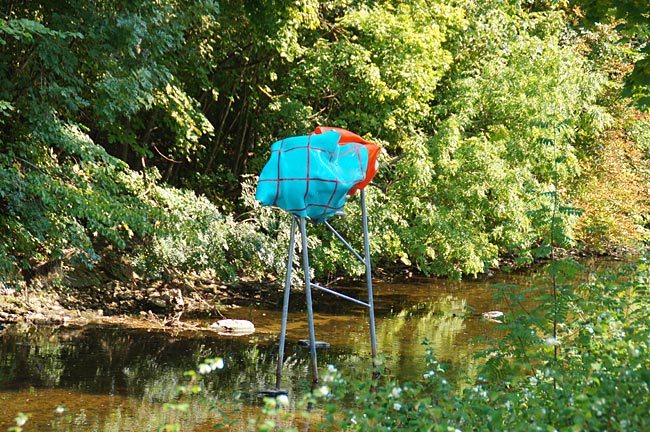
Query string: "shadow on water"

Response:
xmin=0 ymin=257 xmax=627 ymax=430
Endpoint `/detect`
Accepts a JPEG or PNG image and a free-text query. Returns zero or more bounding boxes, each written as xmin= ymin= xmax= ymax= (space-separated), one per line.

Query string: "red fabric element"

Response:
xmin=312 ymin=126 xmax=381 ymax=195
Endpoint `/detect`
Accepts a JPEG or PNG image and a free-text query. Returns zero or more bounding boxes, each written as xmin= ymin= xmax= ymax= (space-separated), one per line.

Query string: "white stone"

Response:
xmin=210 ymin=319 xmax=255 ymax=335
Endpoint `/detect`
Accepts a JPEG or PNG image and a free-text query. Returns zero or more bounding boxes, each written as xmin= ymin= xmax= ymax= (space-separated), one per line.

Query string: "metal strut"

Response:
xmin=273 ymin=189 xmax=378 ymax=392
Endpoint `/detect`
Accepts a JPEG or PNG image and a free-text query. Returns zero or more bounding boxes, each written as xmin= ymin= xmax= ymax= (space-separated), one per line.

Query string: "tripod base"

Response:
xmin=272 ymin=189 xmax=378 ymax=393
xmin=298 ymin=339 xmax=330 ymax=348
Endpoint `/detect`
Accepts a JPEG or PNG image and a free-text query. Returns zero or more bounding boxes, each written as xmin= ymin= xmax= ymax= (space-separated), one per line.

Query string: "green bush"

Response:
xmin=133 ymin=182 xmax=291 ymax=284
xmin=285 ymin=258 xmax=650 ymax=431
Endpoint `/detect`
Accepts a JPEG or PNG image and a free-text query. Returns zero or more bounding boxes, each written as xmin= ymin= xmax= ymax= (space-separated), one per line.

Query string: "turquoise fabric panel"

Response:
xmin=255 ymin=130 xmax=369 ymax=221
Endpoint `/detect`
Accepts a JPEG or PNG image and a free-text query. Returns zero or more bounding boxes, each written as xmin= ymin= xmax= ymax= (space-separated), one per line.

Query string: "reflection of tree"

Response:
xmin=0 ymin=302 xmax=476 ymax=431
xmin=0 ymin=326 xmax=257 ymax=431
xmin=374 ymin=295 xmax=470 ymax=381
xmin=0 ymin=324 xmax=68 ymax=389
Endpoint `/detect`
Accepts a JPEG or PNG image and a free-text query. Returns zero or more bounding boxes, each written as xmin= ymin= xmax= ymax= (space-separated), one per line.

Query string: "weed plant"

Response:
xmin=252 ymin=257 xmax=649 ymax=431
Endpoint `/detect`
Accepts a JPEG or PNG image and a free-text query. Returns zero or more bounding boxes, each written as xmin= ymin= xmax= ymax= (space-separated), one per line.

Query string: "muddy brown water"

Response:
xmin=0 ymin=257 xmax=625 ymax=431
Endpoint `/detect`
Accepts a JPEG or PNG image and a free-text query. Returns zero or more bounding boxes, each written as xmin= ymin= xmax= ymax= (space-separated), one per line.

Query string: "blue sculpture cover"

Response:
xmin=255 ymin=130 xmax=369 ymax=222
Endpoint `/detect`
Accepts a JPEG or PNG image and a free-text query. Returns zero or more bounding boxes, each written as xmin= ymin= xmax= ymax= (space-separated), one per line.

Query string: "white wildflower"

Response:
xmin=423 ymin=370 xmax=435 ymax=379
xmin=212 ymin=357 xmax=225 ymax=370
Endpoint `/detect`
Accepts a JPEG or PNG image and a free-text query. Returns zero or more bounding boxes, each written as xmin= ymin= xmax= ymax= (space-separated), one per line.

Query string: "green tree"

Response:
xmin=570 ymin=0 xmax=650 ymax=109
xmin=1 ymin=0 xmax=647 ymax=288
xmin=0 ymin=1 xmax=217 ymax=283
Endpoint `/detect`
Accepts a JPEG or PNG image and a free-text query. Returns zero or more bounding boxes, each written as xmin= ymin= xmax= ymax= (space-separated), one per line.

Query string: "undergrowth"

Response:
xmin=257 ymin=257 xmax=650 ymax=431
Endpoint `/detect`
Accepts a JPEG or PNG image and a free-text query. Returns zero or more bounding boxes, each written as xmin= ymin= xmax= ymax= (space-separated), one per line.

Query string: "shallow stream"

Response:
xmin=0 ymin=257 xmax=621 ymax=431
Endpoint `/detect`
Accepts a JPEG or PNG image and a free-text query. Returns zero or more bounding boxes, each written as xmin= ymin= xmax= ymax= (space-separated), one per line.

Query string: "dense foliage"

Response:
xmin=1 ymin=0 xmax=648 ymax=288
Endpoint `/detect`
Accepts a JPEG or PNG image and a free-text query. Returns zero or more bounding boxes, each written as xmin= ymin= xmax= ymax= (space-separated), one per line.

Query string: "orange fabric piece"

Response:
xmin=312 ymin=126 xmax=380 ymax=195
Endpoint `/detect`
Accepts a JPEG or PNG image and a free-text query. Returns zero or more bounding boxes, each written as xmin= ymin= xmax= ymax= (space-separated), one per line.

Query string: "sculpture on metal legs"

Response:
xmin=256 ymin=127 xmax=380 ymax=394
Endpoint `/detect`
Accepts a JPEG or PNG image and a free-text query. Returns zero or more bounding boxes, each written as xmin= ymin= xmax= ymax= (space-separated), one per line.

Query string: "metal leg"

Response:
xmin=299 ymin=216 xmax=319 ymax=384
xmin=271 ymin=192 xmax=378 ymax=393
xmin=275 ymin=217 xmax=297 ymax=391
xmin=361 ymin=190 xmax=379 ymax=375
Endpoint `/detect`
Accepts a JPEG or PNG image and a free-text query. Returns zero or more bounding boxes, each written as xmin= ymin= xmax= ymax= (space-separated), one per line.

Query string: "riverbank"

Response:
xmin=0 ymin=250 xmax=635 ymax=332
xmin=0 ymin=246 xmax=398 ymax=330
xmin=0 ymin=265 xmax=282 ymax=331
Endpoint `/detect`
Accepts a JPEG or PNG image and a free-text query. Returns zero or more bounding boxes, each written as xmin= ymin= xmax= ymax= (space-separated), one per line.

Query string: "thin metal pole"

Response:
xmin=323 ymin=221 xmax=365 ymax=263
xmin=299 ymin=216 xmax=319 ymax=384
xmin=310 ymin=282 xmax=370 ymax=307
xmin=361 ymin=190 xmax=378 ymax=371
xmin=275 ymin=217 xmax=297 ymax=390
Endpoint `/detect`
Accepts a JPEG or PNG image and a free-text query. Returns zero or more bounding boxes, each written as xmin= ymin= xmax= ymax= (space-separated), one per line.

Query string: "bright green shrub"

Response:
xmin=278 ymin=258 xmax=650 ymax=431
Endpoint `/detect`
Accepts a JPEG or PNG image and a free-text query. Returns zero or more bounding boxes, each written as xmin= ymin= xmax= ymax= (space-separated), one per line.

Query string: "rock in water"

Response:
xmin=481 ymin=311 xmax=504 ymax=323
xmin=210 ymin=319 xmax=255 ymax=335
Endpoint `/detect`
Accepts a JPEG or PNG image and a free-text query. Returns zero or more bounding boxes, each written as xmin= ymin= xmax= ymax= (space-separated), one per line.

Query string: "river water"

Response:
xmin=0 ymin=257 xmax=623 ymax=431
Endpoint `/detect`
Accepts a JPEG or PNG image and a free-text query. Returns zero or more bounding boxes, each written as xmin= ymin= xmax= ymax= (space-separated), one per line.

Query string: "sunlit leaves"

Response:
xmin=0 ymin=18 xmax=82 ymax=42
xmin=572 ymin=111 xmax=650 ymax=252
xmin=571 ymin=0 xmax=650 ymax=110
xmin=1 ymin=0 xmax=647 ymax=284
xmin=418 ymin=14 xmax=609 ymax=273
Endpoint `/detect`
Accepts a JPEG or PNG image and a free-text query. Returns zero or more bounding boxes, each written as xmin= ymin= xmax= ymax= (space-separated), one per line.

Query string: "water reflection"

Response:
xmin=1 ymin=259 xmax=621 ymax=431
